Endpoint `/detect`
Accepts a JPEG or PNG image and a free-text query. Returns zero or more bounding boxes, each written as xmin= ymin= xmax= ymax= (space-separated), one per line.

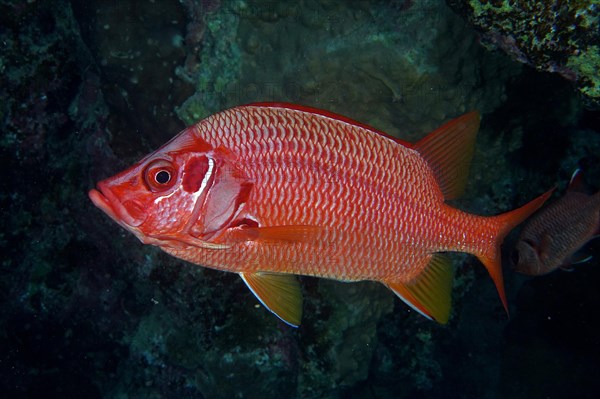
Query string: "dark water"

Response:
xmin=2 ymin=1 xmax=599 ymax=398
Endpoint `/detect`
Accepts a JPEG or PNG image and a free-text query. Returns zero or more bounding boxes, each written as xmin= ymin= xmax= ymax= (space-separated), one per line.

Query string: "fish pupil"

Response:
xmin=156 ymin=170 xmax=171 ymax=184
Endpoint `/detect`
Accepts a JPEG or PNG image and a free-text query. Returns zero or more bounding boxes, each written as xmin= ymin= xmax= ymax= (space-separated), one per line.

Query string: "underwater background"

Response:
xmin=1 ymin=0 xmax=599 ymax=398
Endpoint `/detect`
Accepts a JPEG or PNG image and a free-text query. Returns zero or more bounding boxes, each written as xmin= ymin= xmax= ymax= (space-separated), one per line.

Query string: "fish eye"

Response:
xmin=144 ymin=159 xmax=177 ymax=192
xmin=155 ymin=170 xmax=171 ymax=184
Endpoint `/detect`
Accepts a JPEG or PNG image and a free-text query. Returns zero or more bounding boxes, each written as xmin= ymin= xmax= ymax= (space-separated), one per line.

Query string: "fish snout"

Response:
xmin=89 ymin=182 xmax=146 ymax=228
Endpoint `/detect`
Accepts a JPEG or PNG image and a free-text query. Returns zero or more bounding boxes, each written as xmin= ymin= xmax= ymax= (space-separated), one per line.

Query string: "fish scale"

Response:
xmin=197 ymin=108 xmax=435 ymax=275
xmin=89 ymin=103 xmax=551 ymax=325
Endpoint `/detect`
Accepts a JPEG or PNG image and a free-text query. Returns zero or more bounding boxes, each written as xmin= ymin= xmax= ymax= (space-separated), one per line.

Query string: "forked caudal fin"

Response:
xmin=478 ymin=188 xmax=554 ymax=314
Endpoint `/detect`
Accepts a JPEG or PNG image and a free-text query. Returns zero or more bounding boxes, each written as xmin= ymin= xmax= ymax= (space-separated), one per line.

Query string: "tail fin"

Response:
xmin=478 ymin=189 xmax=554 ymax=314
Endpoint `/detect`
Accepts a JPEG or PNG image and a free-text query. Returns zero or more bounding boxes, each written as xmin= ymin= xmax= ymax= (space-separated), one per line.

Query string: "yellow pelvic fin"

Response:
xmin=384 ymin=254 xmax=454 ymax=324
xmin=413 ymin=111 xmax=480 ymax=200
xmin=240 ymin=272 xmax=303 ymax=327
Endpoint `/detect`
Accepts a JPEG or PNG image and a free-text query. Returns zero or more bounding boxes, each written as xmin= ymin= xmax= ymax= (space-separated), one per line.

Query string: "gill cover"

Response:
xmin=185 ymin=146 xmax=254 ymax=241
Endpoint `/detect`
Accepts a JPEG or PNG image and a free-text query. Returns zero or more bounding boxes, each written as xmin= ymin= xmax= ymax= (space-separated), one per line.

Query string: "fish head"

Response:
xmin=512 ymin=238 xmax=546 ymax=276
xmin=89 ymin=129 xmax=253 ymax=250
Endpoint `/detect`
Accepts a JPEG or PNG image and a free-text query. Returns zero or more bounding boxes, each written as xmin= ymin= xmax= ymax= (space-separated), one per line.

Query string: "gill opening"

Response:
xmin=181 ymin=157 xmax=216 ymax=239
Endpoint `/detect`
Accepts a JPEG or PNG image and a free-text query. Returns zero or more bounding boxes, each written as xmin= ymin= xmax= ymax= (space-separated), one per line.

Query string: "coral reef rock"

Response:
xmin=447 ymin=0 xmax=600 ymax=109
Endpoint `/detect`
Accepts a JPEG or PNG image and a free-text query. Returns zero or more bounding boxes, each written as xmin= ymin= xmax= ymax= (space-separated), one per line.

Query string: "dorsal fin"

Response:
xmin=246 ymin=102 xmax=412 ymax=146
xmin=413 ymin=112 xmax=480 ymax=200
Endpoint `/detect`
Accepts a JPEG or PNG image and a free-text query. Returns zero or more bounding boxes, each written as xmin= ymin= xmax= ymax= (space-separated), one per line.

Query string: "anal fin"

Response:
xmin=384 ymin=254 xmax=454 ymax=324
xmin=240 ymin=272 xmax=303 ymax=327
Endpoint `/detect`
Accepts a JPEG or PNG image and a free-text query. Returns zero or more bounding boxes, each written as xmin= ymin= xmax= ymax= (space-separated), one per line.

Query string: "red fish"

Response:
xmin=89 ymin=103 xmax=551 ymax=326
xmin=513 ymin=169 xmax=600 ymax=276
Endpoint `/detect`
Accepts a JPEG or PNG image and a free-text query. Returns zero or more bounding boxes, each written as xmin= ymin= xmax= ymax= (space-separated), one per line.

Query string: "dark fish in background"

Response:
xmin=513 ymin=169 xmax=600 ymax=276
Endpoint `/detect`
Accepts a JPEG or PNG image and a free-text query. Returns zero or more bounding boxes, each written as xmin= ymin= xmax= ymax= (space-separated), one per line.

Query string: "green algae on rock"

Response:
xmin=447 ymin=0 xmax=600 ymax=108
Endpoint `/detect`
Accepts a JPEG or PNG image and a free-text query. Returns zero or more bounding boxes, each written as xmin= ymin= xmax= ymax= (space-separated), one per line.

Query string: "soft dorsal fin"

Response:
xmin=384 ymin=254 xmax=454 ymax=324
xmin=240 ymin=272 xmax=303 ymax=327
xmin=413 ymin=112 xmax=480 ymax=200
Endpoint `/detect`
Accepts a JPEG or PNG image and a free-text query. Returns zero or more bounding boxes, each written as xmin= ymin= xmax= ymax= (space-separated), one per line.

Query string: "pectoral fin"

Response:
xmin=384 ymin=254 xmax=454 ymax=324
xmin=240 ymin=272 xmax=303 ymax=327
xmin=568 ymin=252 xmax=593 ymax=266
xmin=231 ymin=225 xmax=324 ymax=243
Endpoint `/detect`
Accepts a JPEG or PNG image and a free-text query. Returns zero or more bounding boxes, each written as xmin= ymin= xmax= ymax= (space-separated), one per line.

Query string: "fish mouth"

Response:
xmin=88 ymin=183 xmax=145 ymax=228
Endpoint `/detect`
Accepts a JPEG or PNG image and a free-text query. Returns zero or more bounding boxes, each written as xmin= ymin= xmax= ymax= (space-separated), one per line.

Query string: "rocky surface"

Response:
xmin=447 ymin=0 xmax=600 ymax=109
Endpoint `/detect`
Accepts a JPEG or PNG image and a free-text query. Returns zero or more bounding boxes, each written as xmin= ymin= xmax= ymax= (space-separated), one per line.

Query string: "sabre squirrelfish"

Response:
xmin=89 ymin=103 xmax=551 ymax=326
xmin=513 ymin=169 xmax=600 ymax=276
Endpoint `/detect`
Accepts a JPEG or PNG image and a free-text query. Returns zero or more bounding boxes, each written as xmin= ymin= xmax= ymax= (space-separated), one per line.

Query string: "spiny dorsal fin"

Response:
xmin=240 ymin=272 xmax=303 ymax=327
xmin=413 ymin=112 xmax=480 ymax=200
xmin=384 ymin=254 xmax=454 ymax=324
